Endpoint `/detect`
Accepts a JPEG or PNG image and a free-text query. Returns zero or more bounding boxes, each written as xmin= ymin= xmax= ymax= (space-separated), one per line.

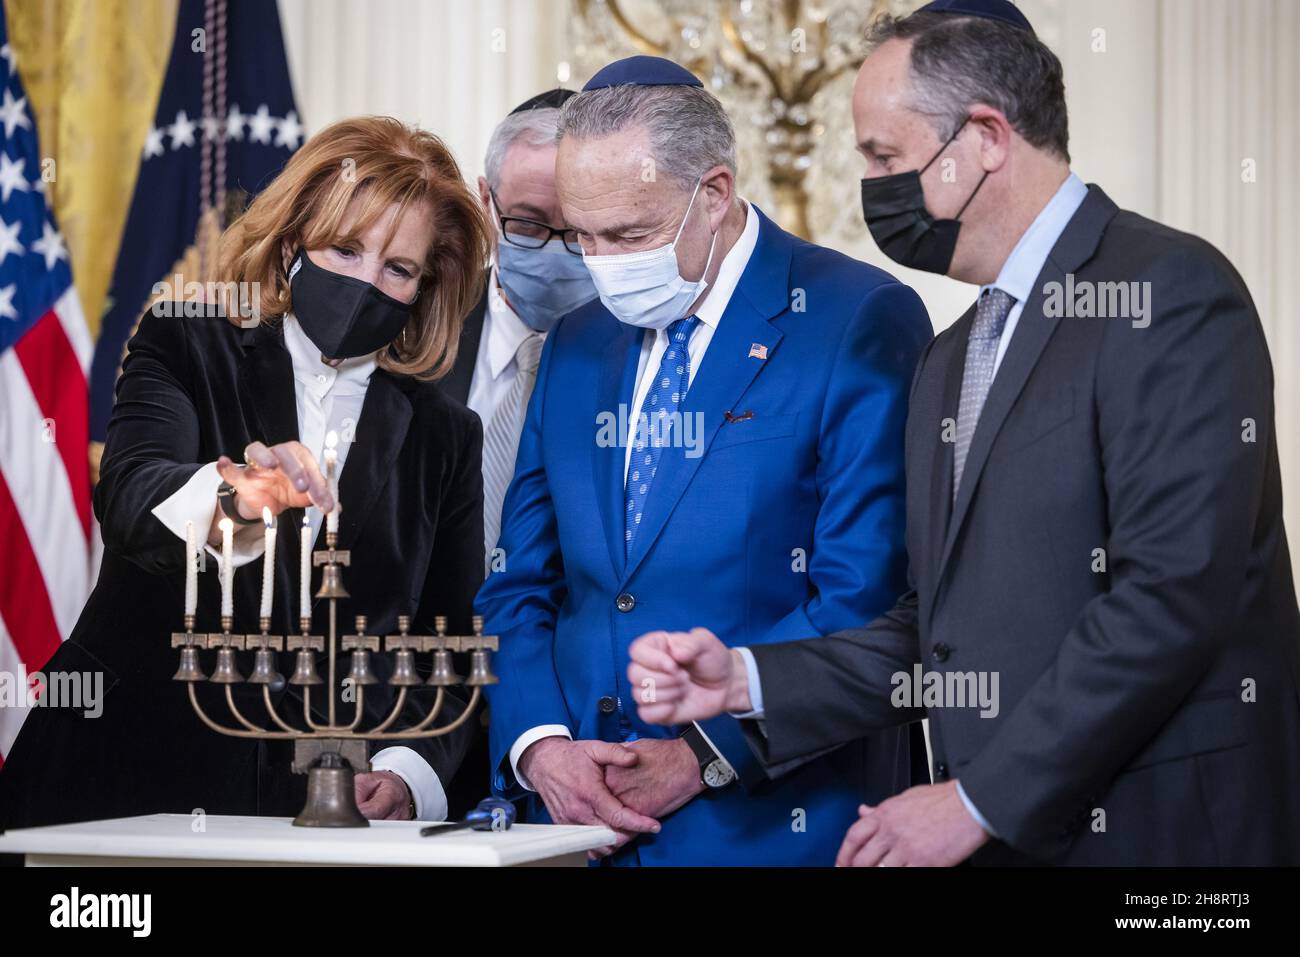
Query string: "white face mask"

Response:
xmin=581 ymin=178 xmax=719 ymax=330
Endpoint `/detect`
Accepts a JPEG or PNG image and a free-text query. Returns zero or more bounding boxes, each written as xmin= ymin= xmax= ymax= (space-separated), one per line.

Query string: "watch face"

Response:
xmin=703 ymin=760 xmax=734 ymax=788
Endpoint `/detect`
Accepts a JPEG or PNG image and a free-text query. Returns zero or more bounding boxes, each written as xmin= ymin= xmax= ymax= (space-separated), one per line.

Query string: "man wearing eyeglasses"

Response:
xmin=440 ymin=89 xmax=597 ymax=568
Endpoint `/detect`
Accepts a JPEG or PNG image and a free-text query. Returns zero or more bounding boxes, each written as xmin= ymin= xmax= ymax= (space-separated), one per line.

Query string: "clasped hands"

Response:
xmin=626 ymin=628 xmax=990 ymax=867
xmin=517 ymin=735 xmax=705 ymax=860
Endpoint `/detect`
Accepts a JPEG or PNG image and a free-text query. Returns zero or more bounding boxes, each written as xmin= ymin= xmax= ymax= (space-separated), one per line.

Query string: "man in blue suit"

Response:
xmin=476 ymin=55 xmax=933 ymax=865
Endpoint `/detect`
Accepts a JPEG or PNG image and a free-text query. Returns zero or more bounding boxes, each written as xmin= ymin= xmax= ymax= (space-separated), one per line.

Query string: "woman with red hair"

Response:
xmin=0 ymin=117 xmax=491 ymax=829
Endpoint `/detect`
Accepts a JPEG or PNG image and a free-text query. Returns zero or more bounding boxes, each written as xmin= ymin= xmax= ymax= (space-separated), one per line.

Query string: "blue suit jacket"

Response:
xmin=477 ymin=206 xmax=932 ymax=865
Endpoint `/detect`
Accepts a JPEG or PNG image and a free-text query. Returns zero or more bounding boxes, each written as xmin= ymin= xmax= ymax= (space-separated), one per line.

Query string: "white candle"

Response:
xmin=299 ymin=514 xmax=312 ymax=622
xmin=324 ymin=430 xmax=340 ymax=535
xmin=219 ymin=517 xmax=234 ymax=619
xmin=184 ymin=520 xmax=198 ymax=618
xmin=259 ymin=507 xmax=277 ymax=619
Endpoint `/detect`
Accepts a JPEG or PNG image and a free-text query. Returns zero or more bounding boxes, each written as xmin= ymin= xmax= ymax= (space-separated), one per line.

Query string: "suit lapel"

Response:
xmin=239 ymin=322 xmax=300 ymax=446
xmin=238 ymin=322 xmax=309 ymax=535
xmin=936 ymin=268 xmax=1063 ymax=581
xmin=441 ymin=285 xmax=487 ymax=406
xmin=334 ymin=371 xmax=412 ymax=553
xmin=929 ymin=306 xmax=972 ymax=578
xmin=593 ymin=322 xmax=645 ymax=578
xmin=934 ymin=184 xmax=1120 ymax=585
xmin=621 ymin=206 xmax=791 ymax=581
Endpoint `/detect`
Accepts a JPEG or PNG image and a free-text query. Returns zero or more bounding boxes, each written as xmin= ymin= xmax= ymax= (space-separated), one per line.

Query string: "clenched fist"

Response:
xmin=627 ymin=627 xmax=752 ymax=725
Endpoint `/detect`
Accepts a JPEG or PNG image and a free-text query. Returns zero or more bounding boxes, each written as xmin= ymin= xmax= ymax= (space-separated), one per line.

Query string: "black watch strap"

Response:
xmin=217 ymin=480 xmax=261 ymax=525
xmin=679 ymin=723 xmax=715 ymax=767
xmin=679 ymin=723 xmax=733 ymax=787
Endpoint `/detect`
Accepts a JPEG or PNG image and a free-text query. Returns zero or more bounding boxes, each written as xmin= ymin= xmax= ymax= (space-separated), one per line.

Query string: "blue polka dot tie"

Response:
xmin=625 ymin=316 xmax=699 ymax=555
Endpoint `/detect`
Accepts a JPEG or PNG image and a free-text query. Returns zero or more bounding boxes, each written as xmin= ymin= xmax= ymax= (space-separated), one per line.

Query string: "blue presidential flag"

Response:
xmin=89 ymin=0 xmax=301 ymax=443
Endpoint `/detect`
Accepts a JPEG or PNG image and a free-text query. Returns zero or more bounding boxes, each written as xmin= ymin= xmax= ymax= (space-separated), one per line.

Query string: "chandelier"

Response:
xmin=569 ymin=0 xmax=922 ymax=240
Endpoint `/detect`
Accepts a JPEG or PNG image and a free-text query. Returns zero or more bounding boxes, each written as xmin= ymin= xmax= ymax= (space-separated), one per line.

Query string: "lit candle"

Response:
xmin=184 ymin=520 xmax=198 ymax=618
xmin=219 ymin=517 xmax=234 ymax=619
xmin=299 ymin=514 xmax=312 ymax=622
xmin=259 ymin=507 xmax=277 ymax=619
xmin=324 ymin=430 xmax=339 ymax=535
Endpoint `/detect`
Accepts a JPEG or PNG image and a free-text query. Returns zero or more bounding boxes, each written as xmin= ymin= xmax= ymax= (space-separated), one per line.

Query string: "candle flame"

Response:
xmin=325 ymin=430 xmax=339 ymax=450
xmin=262 ymin=506 xmax=274 ymax=527
xmin=218 ymin=517 xmax=234 ymax=533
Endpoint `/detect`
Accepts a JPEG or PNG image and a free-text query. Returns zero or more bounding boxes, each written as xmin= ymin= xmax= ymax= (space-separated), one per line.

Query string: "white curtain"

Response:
xmin=1039 ymin=0 xmax=1300 ymax=577
xmin=278 ymin=0 xmax=569 ymax=180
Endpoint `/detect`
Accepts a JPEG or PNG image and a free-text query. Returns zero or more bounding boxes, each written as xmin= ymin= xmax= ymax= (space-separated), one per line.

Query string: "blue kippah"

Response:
xmin=582 ymin=55 xmax=703 ymax=92
xmin=916 ymin=0 xmax=1035 ymax=33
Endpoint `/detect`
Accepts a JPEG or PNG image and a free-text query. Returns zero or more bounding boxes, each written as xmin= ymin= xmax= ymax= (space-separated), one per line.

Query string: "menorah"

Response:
xmin=168 ymin=521 xmax=498 ymax=828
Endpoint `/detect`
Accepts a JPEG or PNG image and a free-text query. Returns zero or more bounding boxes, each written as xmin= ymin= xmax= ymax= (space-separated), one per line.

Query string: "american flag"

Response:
xmin=0 ymin=12 xmax=95 ymax=766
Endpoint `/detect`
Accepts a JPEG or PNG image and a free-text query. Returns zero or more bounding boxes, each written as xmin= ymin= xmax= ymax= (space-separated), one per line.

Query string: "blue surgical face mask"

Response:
xmin=491 ymin=199 xmax=597 ymax=332
xmin=581 ymin=178 xmax=718 ymax=331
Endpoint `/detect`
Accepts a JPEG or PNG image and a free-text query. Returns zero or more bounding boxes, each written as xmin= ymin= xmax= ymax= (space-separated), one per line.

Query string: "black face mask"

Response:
xmin=859 ymin=119 xmax=988 ymax=275
xmin=287 ymin=249 xmax=415 ymax=359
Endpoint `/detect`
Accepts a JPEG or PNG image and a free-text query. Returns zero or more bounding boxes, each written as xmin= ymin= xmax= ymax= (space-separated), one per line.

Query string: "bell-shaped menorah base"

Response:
xmin=293 ymin=749 xmax=369 ymax=828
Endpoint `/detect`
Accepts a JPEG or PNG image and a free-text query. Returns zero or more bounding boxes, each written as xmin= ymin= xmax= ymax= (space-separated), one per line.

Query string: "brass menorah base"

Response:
xmin=171 ymin=528 xmax=498 ymax=828
xmin=294 ymin=744 xmax=369 ymax=828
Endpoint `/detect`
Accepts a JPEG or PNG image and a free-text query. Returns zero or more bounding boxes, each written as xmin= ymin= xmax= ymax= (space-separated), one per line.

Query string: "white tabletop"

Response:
xmin=0 ymin=813 xmax=616 ymax=867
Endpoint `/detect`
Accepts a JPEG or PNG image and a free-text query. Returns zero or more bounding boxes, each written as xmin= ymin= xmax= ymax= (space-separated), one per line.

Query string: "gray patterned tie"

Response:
xmin=952 ymin=288 xmax=1015 ymax=502
xmin=482 ymin=332 xmax=545 ymax=567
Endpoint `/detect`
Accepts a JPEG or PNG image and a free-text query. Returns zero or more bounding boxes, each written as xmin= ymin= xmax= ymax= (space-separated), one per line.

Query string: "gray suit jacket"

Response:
xmin=743 ymin=184 xmax=1300 ymax=865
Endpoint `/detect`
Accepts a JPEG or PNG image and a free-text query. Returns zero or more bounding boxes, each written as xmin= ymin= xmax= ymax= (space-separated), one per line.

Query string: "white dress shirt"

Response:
xmin=509 ymin=200 xmax=761 ymax=791
xmin=149 ymin=314 xmax=449 ymax=821
xmin=734 ymin=173 xmax=1092 ymax=841
xmin=466 ymin=270 xmax=537 ymax=433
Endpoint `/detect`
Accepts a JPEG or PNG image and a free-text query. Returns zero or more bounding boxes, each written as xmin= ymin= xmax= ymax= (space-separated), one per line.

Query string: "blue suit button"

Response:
xmin=598 ymin=696 xmax=617 ymax=714
xmin=615 ymin=593 xmax=635 ymax=612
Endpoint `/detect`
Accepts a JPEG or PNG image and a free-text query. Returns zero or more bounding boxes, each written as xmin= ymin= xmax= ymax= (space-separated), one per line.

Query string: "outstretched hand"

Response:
xmin=213 ymin=440 xmax=335 ymax=536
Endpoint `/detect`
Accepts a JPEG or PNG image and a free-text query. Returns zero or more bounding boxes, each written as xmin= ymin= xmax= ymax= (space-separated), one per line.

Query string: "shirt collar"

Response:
xmin=484 ymin=268 xmax=536 ymax=379
xmin=281 ymin=313 xmax=377 ymax=392
xmin=982 ymin=172 xmax=1089 ymax=305
xmin=689 ymin=198 xmax=760 ymax=332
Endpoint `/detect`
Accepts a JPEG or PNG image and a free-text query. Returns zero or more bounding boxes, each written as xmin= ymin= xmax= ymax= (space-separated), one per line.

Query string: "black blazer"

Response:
xmin=0 ymin=308 xmax=485 ymax=830
xmin=439 ymin=286 xmax=488 ymax=407
xmin=742 ymin=185 xmax=1300 ymax=865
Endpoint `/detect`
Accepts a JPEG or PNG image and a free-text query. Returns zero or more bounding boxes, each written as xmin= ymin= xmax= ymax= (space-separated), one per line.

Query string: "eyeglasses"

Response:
xmin=490 ymin=188 xmax=583 ymax=256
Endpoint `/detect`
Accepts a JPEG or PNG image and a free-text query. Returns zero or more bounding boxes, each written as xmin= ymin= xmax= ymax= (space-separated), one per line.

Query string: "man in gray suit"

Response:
xmin=627 ymin=0 xmax=1300 ymax=866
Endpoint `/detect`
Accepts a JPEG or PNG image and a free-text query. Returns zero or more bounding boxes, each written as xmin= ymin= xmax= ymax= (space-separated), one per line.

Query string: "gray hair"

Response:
xmin=483 ymin=107 xmax=564 ymax=189
xmin=556 ymin=84 xmax=737 ymax=190
xmin=869 ymin=12 xmax=1070 ymax=162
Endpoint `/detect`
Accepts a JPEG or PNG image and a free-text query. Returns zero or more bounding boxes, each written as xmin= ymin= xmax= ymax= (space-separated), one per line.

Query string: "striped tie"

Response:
xmin=482 ymin=332 xmax=545 ymax=568
xmin=953 ymin=287 xmax=1015 ymax=502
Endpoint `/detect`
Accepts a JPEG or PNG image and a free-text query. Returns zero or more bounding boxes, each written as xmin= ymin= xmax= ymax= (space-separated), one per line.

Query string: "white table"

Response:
xmin=0 ymin=813 xmax=616 ymax=867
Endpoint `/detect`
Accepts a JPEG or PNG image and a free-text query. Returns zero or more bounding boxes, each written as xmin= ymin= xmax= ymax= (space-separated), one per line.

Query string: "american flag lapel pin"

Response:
xmin=748 ymin=343 xmax=768 ymax=360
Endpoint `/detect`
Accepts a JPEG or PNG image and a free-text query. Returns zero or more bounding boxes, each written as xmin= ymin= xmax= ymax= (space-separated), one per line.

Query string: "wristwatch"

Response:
xmin=679 ymin=724 xmax=736 ymax=789
xmin=217 ymin=480 xmax=261 ymax=525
